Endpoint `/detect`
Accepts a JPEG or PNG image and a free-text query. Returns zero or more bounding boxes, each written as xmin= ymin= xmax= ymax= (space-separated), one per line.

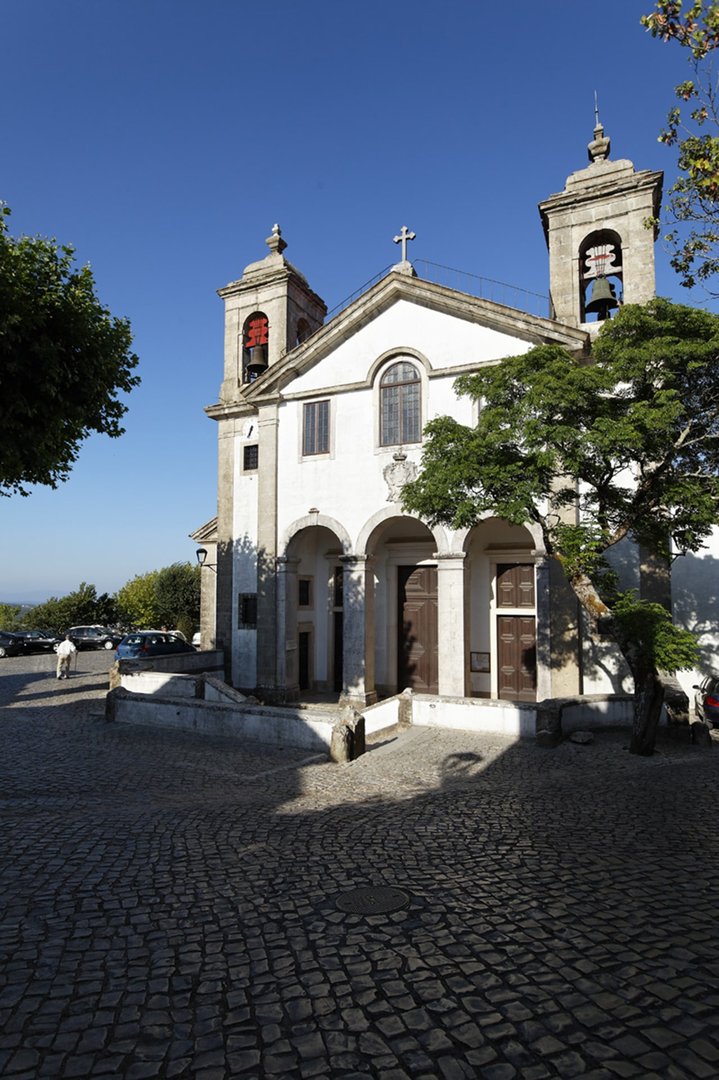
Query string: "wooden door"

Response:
xmin=497 ymin=616 xmax=536 ymax=701
xmin=398 ymin=566 xmax=438 ymax=694
xmin=496 ymin=564 xmax=536 ymax=701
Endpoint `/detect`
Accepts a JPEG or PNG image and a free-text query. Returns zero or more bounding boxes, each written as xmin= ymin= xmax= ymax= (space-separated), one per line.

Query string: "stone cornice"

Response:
xmin=539 ymin=168 xmax=663 ymax=240
xmin=237 ymin=271 xmax=590 ymax=403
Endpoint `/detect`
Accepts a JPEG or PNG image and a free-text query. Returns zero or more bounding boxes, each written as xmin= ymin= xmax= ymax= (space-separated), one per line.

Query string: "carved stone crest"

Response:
xmin=383 ymin=451 xmax=417 ymax=503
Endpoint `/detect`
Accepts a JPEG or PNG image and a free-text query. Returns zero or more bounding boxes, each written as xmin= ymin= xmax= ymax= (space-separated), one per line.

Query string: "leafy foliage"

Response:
xmin=155 ymin=563 xmax=201 ymax=631
xmin=10 ymin=562 xmax=201 ymax=635
xmin=115 ymin=563 xmax=200 ymax=631
xmin=115 ymin=571 xmax=161 ymax=629
xmin=22 ymin=583 xmax=117 ymax=631
xmin=402 ymin=299 xmax=719 ymax=751
xmin=0 ymin=603 xmax=22 ymax=632
xmin=613 ymin=591 xmax=699 ymax=676
xmin=0 ymin=205 xmax=140 ymax=496
xmin=642 ymin=2 xmax=719 ymax=289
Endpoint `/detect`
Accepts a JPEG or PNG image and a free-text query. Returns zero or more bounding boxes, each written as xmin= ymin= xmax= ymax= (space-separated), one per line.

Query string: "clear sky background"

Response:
xmin=1 ymin=0 xmax=710 ymax=602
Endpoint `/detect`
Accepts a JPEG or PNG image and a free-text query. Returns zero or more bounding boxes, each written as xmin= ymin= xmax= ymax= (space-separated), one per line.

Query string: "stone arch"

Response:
xmin=460 ymin=515 xmax=544 ymax=555
xmin=366 ymin=345 xmax=432 ymax=386
xmin=281 ymin=513 xmax=352 ymax=557
xmin=355 ymin=506 xmax=449 ymax=557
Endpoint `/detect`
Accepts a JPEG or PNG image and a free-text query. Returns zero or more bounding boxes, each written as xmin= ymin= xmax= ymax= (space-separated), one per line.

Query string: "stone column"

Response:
xmin=340 ymin=555 xmax=377 ymax=706
xmin=436 ymin=554 xmax=467 ymax=697
xmin=276 ymin=557 xmax=300 ymax=699
xmin=256 ymin=403 xmax=280 ymax=696
xmin=534 ymin=556 xmax=553 ymax=701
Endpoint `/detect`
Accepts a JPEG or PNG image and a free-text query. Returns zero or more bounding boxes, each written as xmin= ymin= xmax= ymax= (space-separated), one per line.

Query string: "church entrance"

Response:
xmin=496 ymin=563 xmax=536 ymax=701
xmin=397 ymin=565 xmax=438 ymax=694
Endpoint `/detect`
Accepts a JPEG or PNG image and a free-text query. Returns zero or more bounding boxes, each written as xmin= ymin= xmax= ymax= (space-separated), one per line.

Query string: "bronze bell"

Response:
xmin=245 ymin=344 xmax=268 ymax=381
xmin=585 ymin=276 xmax=619 ymax=320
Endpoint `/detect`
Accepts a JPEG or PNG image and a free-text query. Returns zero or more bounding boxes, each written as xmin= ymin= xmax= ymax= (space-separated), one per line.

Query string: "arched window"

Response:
xmin=380 ymin=361 xmax=421 ymax=446
xmin=242 ymin=312 xmax=269 ymax=382
xmin=296 ymin=318 xmax=310 ymax=345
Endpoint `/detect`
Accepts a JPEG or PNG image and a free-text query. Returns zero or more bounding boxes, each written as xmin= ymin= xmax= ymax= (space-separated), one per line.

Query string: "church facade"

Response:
xmin=199 ymin=122 xmax=687 ymax=706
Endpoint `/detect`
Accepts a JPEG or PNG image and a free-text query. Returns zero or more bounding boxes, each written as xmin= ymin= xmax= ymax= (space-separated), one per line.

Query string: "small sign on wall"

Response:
xmin=471 ymin=651 xmax=490 ymax=673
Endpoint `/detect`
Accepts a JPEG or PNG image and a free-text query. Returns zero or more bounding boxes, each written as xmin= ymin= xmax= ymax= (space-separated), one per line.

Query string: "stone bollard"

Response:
xmin=330 ymin=723 xmax=353 ymax=763
xmin=536 ymin=699 xmax=563 ymax=747
xmin=690 ymin=720 xmax=713 ymax=748
xmin=330 ymin=709 xmax=366 ymax=763
xmin=108 ymin=661 xmax=122 ymax=691
xmin=341 ymin=707 xmax=366 ymax=758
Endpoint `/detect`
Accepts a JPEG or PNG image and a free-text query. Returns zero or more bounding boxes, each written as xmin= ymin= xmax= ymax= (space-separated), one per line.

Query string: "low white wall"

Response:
xmin=363 ymin=697 xmax=401 ymax=735
xmin=116 ymin=649 xmax=224 ymax=676
xmin=412 ymin=695 xmax=537 ymax=738
xmin=108 ymin=689 xmax=335 ymax=753
xmin=560 ymin=696 xmax=634 ymax=732
xmin=118 ymin=671 xmax=199 ymax=697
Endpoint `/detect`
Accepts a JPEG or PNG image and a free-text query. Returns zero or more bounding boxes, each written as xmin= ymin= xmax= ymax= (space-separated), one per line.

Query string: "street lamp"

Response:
xmin=196 ymin=547 xmax=217 ymax=573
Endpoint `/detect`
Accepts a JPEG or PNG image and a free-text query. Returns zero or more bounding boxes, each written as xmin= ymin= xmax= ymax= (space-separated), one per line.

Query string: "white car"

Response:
xmin=192 ymin=631 xmax=201 ymax=648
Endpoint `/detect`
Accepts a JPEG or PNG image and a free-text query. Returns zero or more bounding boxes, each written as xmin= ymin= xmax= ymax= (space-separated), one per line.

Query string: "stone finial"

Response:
xmin=588 ymin=95 xmax=611 ymax=163
xmin=265 ymin=223 xmax=288 ymax=256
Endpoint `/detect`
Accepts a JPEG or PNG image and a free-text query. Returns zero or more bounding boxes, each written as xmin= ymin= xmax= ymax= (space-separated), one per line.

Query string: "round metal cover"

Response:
xmin=335 ymin=885 xmax=410 ymax=915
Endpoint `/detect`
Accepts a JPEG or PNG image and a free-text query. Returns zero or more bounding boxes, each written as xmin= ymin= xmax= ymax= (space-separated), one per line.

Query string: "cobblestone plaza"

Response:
xmin=1 ymin=653 xmax=718 ymax=1078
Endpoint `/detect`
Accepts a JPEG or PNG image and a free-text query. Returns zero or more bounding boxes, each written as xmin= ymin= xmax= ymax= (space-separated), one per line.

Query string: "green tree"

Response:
xmin=115 ymin=571 xmax=160 ymax=629
xmin=0 ymin=205 xmax=140 ymax=496
xmin=154 ymin=563 xmax=200 ymax=632
xmin=642 ymin=2 xmax=719 ymax=289
xmin=402 ymin=299 xmax=719 ymax=755
xmin=23 ymin=582 xmax=111 ymax=631
xmin=0 ymin=603 xmax=21 ymax=631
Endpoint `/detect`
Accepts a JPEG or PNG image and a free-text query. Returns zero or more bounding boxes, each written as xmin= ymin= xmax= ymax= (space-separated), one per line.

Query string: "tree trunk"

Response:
xmin=629 ymin=668 xmax=665 ymax=756
xmin=565 ymin=569 xmax=666 ymax=756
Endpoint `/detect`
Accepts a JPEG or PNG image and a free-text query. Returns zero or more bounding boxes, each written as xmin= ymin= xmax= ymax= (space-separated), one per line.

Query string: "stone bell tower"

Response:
xmin=217 ymin=224 xmax=327 ymax=403
xmin=538 ymin=113 xmax=663 ymax=329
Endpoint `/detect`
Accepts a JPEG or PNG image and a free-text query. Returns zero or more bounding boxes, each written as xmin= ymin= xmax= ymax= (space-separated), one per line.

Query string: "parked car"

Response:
xmin=0 ymin=631 xmax=24 ymax=658
xmin=693 ymin=675 xmax=719 ymax=727
xmin=63 ymin=625 xmax=123 ymax=651
xmin=192 ymin=631 xmax=201 ymax=648
xmin=116 ymin=631 xmax=197 ymax=660
xmin=15 ymin=629 xmax=61 ymax=653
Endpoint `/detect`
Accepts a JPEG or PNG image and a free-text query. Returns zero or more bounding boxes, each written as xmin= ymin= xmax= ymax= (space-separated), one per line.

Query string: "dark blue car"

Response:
xmin=116 ymin=631 xmax=196 ymax=659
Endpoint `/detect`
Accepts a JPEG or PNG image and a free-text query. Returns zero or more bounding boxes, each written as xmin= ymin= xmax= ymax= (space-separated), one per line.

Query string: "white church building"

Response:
xmin=195 ymin=120 xmax=716 ymax=709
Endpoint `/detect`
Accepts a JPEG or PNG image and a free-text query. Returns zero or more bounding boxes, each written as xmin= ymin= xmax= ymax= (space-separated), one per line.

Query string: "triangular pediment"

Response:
xmin=207 ymin=270 xmax=589 ymax=415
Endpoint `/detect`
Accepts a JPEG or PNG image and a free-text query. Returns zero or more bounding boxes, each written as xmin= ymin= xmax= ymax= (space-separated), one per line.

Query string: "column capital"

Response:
xmin=433 ymin=552 xmax=467 ymax=562
xmin=276 ymin=556 xmax=300 ymax=571
xmin=340 ymin=554 xmax=373 ymax=567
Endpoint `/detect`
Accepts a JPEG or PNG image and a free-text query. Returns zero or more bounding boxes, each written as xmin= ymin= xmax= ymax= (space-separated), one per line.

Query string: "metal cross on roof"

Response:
xmin=393 ymin=225 xmax=416 ymax=262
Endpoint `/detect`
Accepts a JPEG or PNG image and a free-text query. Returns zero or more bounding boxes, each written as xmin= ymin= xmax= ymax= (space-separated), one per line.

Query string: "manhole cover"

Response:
xmin=335 ymin=885 xmax=410 ymax=915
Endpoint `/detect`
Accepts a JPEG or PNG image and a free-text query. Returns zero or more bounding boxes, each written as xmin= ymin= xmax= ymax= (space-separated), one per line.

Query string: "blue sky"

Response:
xmin=1 ymin=0 xmax=708 ymax=602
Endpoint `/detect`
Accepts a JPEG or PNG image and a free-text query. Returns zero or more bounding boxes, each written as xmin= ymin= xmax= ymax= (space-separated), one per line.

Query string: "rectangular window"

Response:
xmin=243 ymin=444 xmax=258 ymax=471
xmin=298 ymin=578 xmax=312 ymax=607
xmin=303 ymin=400 xmax=330 ymax=455
xmin=333 ymin=566 xmax=344 ymax=609
xmin=238 ymin=594 xmax=257 ymax=628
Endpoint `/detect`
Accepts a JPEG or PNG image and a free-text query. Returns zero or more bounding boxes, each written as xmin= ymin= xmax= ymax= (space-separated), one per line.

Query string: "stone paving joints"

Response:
xmin=0 ymin=652 xmax=718 ymax=1079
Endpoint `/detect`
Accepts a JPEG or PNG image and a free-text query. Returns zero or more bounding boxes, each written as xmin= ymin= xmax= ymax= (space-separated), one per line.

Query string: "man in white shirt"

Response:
xmin=56 ymin=635 xmax=77 ymax=679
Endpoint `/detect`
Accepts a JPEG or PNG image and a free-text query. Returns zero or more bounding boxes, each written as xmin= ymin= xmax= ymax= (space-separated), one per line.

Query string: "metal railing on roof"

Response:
xmin=324 ymin=259 xmax=550 ymax=322
xmin=414 ymin=260 xmax=551 ymax=319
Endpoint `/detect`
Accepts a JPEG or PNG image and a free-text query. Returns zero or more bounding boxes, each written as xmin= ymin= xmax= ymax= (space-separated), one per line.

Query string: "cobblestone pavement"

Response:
xmin=1 ymin=655 xmax=718 ymax=1079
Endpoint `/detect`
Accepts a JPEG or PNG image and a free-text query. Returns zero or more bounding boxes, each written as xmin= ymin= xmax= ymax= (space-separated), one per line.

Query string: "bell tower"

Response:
xmin=539 ymin=113 xmax=663 ymax=329
xmin=217 ymin=224 xmax=327 ymax=402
